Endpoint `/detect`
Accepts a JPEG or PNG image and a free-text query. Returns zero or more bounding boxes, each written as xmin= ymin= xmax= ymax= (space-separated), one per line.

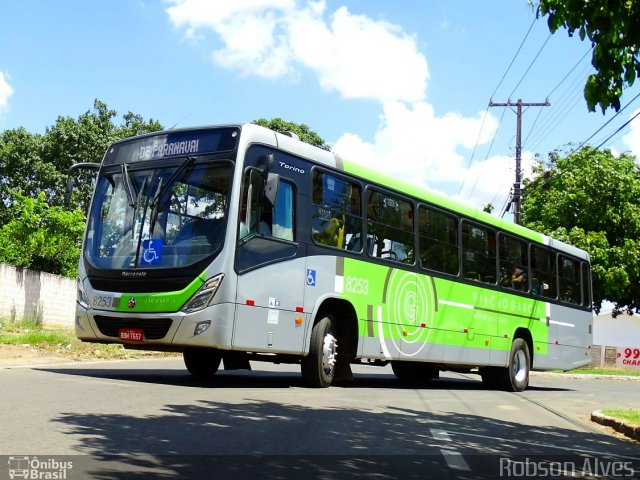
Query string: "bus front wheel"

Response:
xmin=301 ymin=316 xmax=338 ymax=388
xmin=183 ymin=347 xmax=222 ymax=378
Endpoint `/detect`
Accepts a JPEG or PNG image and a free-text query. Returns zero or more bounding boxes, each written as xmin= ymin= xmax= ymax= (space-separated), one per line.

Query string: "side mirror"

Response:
xmin=64 ymin=162 xmax=100 ymax=208
xmin=263 ymin=172 xmax=280 ymax=207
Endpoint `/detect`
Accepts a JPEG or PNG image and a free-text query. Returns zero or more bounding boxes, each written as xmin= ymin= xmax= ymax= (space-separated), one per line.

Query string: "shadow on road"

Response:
xmin=46 ymin=379 xmax=638 ymax=478
xmin=36 ymin=365 xmax=573 ymax=392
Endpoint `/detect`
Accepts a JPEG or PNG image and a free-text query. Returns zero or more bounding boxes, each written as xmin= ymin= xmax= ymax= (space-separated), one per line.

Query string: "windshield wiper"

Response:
xmin=121 ymin=163 xmax=138 ymax=208
xmin=150 ymin=156 xmax=196 ymax=211
xmin=148 ymin=155 xmax=197 ymax=235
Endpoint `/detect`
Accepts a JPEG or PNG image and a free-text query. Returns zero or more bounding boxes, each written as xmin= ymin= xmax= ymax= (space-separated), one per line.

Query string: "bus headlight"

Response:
xmin=77 ymin=277 xmax=90 ymax=309
xmin=182 ymin=274 xmax=224 ymax=313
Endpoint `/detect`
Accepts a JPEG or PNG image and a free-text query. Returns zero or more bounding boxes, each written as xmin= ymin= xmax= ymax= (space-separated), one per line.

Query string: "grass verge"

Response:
xmin=600 ymin=409 xmax=640 ymax=427
xmin=546 ymin=367 xmax=640 ymax=377
xmin=0 ymin=319 xmax=176 ymax=361
xmin=572 ymin=367 xmax=640 ymax=377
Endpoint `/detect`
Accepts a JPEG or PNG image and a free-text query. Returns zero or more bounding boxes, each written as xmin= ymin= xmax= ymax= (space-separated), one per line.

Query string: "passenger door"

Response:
xmin=233 ymin=146 xmax=308 ymax=354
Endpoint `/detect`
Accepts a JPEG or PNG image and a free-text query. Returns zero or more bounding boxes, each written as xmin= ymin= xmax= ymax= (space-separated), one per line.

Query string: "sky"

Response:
xmin=2 ymin=0 xmax=640 ymax=217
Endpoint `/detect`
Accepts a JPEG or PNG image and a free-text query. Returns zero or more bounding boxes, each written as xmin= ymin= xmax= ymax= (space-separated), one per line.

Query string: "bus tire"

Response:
xmin=499 ymin=338 xmax=530 ymax=392
xmin=183 ymin=347 xmax=222 ymax=378
xmin=301 ymin=316 xmax=338 ymax=388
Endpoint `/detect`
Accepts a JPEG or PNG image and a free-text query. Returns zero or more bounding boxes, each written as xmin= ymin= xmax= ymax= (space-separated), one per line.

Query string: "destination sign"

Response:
xmin=102 ymin=127 xmax=239 ymax=165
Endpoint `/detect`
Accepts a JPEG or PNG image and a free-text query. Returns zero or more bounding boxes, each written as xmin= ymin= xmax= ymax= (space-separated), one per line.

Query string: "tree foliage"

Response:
xmin=522 ymin=147 xmax=640 ymax=314
xmin=537 ymin=0 xmax=640 ymax=112
xmin=253 ymin=117 xmax=331 ymax=150
xmin=0 ymin=99 xmax=163 ymax=276
xmin=0 ymin=192 xmax=86 ymax=277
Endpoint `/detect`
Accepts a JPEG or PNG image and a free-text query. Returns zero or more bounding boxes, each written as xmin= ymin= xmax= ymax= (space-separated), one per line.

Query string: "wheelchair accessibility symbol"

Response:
xmin=306 ymin=269 xmax=317 ymax=286
xmin=141 ymin=239 xmax=163 ymax=266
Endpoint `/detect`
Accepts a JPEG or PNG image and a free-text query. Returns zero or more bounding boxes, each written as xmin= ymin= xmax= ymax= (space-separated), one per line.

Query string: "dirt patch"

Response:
xmin=0 ymin=344 xmax=77 ymax=367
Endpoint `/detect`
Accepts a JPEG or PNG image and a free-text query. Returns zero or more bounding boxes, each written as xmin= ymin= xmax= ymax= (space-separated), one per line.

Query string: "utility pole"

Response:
xmin=489 ymin=98 xmax=549 ymax=224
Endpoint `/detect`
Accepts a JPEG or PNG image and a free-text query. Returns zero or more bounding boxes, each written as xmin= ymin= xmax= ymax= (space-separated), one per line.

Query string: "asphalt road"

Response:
xmin=1 ymin=359 xmax=638 ymax=479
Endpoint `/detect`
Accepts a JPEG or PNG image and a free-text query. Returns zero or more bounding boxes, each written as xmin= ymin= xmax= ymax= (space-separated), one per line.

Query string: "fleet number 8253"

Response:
xmin=345 ymin=276 xmax=369 ymax=295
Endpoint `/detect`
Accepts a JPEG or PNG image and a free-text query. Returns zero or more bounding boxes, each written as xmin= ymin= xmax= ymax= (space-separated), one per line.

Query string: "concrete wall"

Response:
xmin=590 ymin=311 xmax=640 ymax=368
xmin=0 ymin=263 xmax=75 ymax=327
xmin=594 ymin=311 xmax=640 ymax=347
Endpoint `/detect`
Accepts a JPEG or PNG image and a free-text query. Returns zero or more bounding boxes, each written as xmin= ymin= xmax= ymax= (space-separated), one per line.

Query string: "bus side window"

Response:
xmin=461 ymin=221 xmax=496 ymax=284
xmin=559 ymin=255 xmax=582 ymax=304
xmin=498 ymin=234 xmax=529 ymax=292
xmin=418 ymin=206 xmax=459 ymax=275
xmin=531 ymin=246 xmax=557 ymax=299
xmin=311 ymin=170 xmax=362 ymax=251
xmin=366 ymin=189 xmax=414 ymax=264
xmin=581 ymin=262 xmax=592 ymax=308
xmin=239 ymin=169 xmax=294 ymax=242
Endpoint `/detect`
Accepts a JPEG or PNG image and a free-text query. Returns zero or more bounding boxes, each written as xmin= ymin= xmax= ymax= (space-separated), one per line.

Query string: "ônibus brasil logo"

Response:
xmin=8 ymin=456 xmax=73 ymax=479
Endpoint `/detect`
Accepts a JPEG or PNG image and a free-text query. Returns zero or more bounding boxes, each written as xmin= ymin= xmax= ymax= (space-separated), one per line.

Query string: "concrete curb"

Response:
xmin=591 ymin=410 xmax=640 ymax=442
xmin=531 ymin=371 xmax=640 ymax=381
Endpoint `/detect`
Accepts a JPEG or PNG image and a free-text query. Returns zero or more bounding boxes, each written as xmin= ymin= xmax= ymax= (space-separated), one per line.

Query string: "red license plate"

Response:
xmin=119 ymin=328 xmax=144 ymax=342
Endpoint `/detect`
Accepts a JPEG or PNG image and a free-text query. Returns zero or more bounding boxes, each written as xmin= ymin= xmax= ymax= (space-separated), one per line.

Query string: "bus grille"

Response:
xmin=93 ymin=316 xmax=173 ymax=340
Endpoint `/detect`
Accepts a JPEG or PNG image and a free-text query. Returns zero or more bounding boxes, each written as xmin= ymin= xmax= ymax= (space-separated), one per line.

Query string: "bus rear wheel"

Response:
xmin=183 ymin=347 xmax=222 ymax=378
xmin=301 ymin=316 xmax=338 ymax=388
xmin=498 ymin=338 xmax=530 ymax=392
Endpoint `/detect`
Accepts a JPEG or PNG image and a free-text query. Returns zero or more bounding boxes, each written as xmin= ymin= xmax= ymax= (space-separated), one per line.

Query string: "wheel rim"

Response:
xmin=512 ymin=349 xmax=528 ymax=384
xmin=322 ymin=333 xmax=338 ymax=375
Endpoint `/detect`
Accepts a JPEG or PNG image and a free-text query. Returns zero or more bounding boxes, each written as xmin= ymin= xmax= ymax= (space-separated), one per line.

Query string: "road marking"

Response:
xmin=441 ymin=449 xmax=470 ymax=471
xmin=431 ymin=429 xmax=470 ymax=472
xmin=430 ymin=429 xmax=452 ymax=442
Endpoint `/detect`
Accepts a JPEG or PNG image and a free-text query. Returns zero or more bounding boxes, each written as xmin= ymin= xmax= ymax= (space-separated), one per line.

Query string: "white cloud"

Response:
xmin=333 ymin=101 xmax=502 ymax=203
xmin=455 ymin=151 xmax=536 ymax=213
xmin=0 ymin=70 xmax=13 ymax=115
xmin=165 ymin=1 xmax=510 ymax=209
xmin=622 ymin=108 xmax=640 ymax=157
xmin=166 ymin=0 xmax=428 ymax=102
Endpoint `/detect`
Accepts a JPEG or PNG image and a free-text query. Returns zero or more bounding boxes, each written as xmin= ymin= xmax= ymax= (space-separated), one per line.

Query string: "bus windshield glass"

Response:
xmin=85 ymin=161 xmax=233 ymax=270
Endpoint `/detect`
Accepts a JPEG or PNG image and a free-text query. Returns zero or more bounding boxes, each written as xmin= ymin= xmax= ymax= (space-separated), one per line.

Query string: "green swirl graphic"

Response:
xmin=383 ymin=269 xmax=435 ymax=357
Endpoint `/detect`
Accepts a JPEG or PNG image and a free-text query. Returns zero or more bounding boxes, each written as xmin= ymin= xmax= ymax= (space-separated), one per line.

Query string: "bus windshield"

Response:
xmin=85 ymin=160 xmax=233 ymax=270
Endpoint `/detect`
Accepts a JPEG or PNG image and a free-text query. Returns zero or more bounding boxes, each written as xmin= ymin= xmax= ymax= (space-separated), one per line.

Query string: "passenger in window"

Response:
xmin=511 ymin=267 xmax=526 ymax=290
xmin=562 ymin=286 xmax=576 ymax=303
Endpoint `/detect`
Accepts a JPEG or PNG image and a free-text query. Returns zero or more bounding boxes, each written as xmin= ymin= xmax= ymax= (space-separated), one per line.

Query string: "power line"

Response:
xmin=524 ymin=48 xmax=592 ymax=148
xmin=489 ymin=99 xmax=550 ymax=224
xmin=491 ymin=16 xmax=538 ymax=99
xmin=459 ymin=16 xmax=539 ymax=197
xmin=464 ymin=107 xmax=508 ymax=201
xmin=595 ymin=109 xmax=640 ymax=150
xmin=457 ymin=107 xmax=491 ymax=196
xmin=509 ymin=33 xmax=552 ymax=99
xmin=568 ymin=90 xmax=640 ymax=155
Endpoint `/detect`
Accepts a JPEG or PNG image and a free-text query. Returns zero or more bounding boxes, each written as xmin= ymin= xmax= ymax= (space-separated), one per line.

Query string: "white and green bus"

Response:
xmin=71 ymin=123 xmax=593 ymax=391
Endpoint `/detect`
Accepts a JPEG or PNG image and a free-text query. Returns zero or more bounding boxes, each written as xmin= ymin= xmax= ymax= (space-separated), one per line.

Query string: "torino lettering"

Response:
xmin=279 ymin=161 xmax=305 ymax=174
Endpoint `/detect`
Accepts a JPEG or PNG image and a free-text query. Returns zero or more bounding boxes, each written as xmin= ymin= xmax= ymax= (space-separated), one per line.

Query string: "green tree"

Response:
xmin=536 ymin=0 xmax=640 ymax=112
xmin=0 ymin=99 xmax=163 ymax=223
xmin=42 ymin=99 xmax=163 ymax=214
xmin=0 ymin=192 xmax=86 ymax=277
xmin=253 ymin=117 xmax=331 ymax=150
xmin=522 ymin=146 xmax=640 ymax=314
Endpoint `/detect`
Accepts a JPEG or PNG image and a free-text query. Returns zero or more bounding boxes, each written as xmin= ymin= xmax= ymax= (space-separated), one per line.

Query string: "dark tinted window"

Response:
xmin=531 ymin=246 xmax=557 ymax=299
xmin=418 ymin=206 xmax=459 ymax=275
xmin=559 ymin=255 xmax=582 ymax=304
xmin=461 ymin=221 xmax=496 ymax=284
xmin=582 ymin=262 xmax=592 ymax=308
xmin=366 ymin=189 xmax=414 ymax=264
xmin=499 ymin=234 xmax=529 ymax=292
xmin=312 ymin=171 xmax=362 ymax=251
